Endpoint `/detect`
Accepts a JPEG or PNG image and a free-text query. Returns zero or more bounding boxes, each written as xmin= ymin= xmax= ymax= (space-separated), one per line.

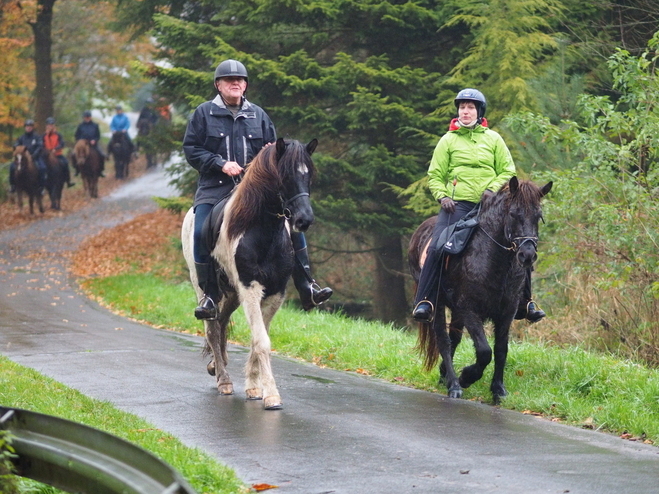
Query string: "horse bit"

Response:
xmin=274 ymin=192 xmax=309 ymax=220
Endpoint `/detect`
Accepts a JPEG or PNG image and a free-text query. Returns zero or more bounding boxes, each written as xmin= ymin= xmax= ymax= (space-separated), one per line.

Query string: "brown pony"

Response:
xmin=72 ymin=140 xmax=102 ymax=198
xmin=12 ymin=146 xmax=44 ymax=215
xmin=43 ymin=149 xmax=65 ymax=210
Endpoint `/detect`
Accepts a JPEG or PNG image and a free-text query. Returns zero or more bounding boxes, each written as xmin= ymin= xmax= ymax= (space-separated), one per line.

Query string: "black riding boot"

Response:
xmin=514 ymin=268 xmax=546 ymax=323
xmin=291 ymin=232 xmax=333 ymax=311
xmin=194 ymin=262 xmax=221 ymax=320
xmin=60 ymin=159 xmax=75 ymax=187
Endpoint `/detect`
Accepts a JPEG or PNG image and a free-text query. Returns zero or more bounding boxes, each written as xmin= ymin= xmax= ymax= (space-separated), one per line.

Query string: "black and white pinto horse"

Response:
xmin=182 ymin=138 xmax=317 ymax=410
xmin=409 ymin=177 xmax=552 ymax=402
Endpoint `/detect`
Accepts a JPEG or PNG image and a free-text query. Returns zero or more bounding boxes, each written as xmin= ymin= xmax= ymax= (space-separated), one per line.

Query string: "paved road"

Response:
xmin=1 ymin=168 xmax=659 ymax=493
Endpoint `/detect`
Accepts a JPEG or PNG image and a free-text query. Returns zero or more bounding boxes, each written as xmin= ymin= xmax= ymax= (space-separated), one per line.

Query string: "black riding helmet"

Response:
xmin=24 ymin=119 xmax=35 ymax=127
xmin=46 ymin=117 xmax=56 ymax=125
xmin=213 ymin=59 xmax=248 ymax=92
xmin=454 ymin=88 xmax=487 ymax=122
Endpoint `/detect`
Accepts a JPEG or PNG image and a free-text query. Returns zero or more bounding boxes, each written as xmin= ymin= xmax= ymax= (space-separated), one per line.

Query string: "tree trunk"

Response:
xmin=372 ymin=232 xmax=409 ymax=326
xmin=30 ymin=0 xmax=56 ymax=132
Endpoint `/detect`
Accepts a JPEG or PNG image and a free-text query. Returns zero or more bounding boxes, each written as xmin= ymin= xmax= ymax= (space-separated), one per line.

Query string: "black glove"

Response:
xmin=440 ymin=197 xmax=456 ymax=214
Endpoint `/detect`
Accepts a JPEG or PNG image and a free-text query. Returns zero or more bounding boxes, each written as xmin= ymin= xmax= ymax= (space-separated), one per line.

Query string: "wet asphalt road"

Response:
xmin=1 ymin=168 xmax=659 ymax=494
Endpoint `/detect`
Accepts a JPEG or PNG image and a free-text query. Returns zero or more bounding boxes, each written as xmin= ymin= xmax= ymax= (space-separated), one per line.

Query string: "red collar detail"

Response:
xmin=448 ymin=117 xmax=488 ymax=131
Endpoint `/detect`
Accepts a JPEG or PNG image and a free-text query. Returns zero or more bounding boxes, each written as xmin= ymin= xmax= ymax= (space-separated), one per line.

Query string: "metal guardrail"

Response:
xmin=0 ymin=407 xmax=198 ymax=494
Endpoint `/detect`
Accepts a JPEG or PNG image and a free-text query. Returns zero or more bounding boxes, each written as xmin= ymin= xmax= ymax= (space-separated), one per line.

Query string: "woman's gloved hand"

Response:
xmin=440 ymin=196 xmax=456 ymax=214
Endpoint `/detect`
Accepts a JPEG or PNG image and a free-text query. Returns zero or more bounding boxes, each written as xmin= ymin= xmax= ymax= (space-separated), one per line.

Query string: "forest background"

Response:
xmin=1 ymin=0 xmax=658 ymax=367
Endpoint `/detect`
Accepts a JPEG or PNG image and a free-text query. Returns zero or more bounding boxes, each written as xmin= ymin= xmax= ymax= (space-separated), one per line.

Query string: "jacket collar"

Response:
xmin=210 ymin=94 xmax=251 ymax=114
xmin=448 ymin=117 xmax=488 ymax=131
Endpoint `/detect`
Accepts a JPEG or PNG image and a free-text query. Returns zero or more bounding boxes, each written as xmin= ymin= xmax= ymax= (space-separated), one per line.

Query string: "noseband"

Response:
xmin=273 ymin=191 xmax=310 ymax=220
xmin=480 ymin=226 xmax=538 ymax=254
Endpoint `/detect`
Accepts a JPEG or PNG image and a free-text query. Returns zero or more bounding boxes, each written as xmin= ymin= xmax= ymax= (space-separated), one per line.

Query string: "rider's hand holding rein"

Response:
xmin=222 ymin=160 xmax=243 ymax=176
xmin=440 ymin=196 xmax=456 ymax=214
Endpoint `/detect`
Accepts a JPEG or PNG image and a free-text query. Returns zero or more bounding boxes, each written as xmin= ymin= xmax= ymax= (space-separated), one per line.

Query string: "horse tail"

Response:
xmin=416 ymin=321 xmax=440 ymax=372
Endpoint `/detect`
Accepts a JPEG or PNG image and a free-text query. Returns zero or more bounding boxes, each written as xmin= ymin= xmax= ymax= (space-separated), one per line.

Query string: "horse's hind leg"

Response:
xmin=433 ymin=310 xmax=462 ymax=398
xmin=440 ymin=318 xmax=464 ymax=383
xmin=205 ymin=294 xmax=239 ymax=395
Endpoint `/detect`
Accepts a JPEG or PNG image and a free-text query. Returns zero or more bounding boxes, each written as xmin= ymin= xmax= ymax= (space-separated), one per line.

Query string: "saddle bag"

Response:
xmin=436 ymin=205 xmax=480 ymax=256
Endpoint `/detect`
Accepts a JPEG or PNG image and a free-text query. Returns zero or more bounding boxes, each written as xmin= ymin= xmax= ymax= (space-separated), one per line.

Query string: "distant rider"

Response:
xmin=43 ymin=117 xmax=75 ymax=188
xmin=10 ymin=119 xmax=47 ymax=194
xmin=74 ymin=110 xmax=105 ymax=177
xmin=110 ymin=105 xmax=134 ymax=155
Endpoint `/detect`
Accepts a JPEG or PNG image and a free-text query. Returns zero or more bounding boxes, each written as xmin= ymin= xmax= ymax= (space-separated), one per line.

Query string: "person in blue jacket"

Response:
xmin=183 ymin=59 xmax=332 ymax=320
xmin=109 ymin=105 xmax=134 ymax=154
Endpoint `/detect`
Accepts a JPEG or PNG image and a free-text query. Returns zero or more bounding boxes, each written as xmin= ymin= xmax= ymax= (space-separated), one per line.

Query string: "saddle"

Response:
xmin=435 ymin=204 xmax=480 ymax=256
xmin=201 ymin=197 xmax=231 ymax=254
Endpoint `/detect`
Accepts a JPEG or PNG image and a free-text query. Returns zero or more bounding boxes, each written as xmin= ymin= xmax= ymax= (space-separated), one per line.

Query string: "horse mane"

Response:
xmin=13 ymin=145 xmax=34 ymax=166
xmin=227 ymin=140 xmax=315 ymax=239
xmin=481 ymin=179 xmax=544 ymax=220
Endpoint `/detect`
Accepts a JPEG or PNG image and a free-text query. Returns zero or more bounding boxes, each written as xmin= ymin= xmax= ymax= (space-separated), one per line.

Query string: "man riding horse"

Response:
xmin=74 ymin=110 xmax=105 ymax=177
xmin=183 ymin=59 xmax=333 ymax=319
xmin=412 ymin=88 xmax=545 ymax=324
xmin=43 ymin=117 xmax=75 ymax=189
xmin=10 ymin=119 xmax=47 ymax=194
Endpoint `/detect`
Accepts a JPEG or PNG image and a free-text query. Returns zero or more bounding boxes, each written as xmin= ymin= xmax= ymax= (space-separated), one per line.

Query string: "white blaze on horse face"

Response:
xmin=297 ymin=162 xmax=308 ymax=175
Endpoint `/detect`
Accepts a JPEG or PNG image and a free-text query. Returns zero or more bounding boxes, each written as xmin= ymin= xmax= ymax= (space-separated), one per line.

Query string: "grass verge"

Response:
xmin=80 ymin=272 xmax=659 ymax=446
xmin=0 ymin=356 xmax=248 ymax=494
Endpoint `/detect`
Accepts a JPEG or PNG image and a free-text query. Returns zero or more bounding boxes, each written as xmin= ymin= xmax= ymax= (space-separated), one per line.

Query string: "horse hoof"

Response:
xmin=218 ymin=383 xmax=234 ymax=395
xmin=245 ymin=388 xmax=263 ymax=400
xmin=207 ymin=360 xmax=216 ymax=376
xmin=264 ymin=396 xmax=283 ymax=410
xmin=448 ymin=388 xmax=463 ymax=399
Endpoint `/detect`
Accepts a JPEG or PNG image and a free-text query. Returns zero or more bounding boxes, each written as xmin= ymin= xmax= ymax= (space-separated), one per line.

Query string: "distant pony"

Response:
xmin=108 ymin=132 xmax=132 ymax=180
xmin=43 ymin=149 xmax=65 ymax=210
xmin=182 ymin=138 xmax=317 ymax=410
xmin=409 ymin=177 xmax=552 ymax=402
xmin=12 ymin=146 xmax=44 ymax=215
xmin=72 ymin=140 xmax=102 ymax=198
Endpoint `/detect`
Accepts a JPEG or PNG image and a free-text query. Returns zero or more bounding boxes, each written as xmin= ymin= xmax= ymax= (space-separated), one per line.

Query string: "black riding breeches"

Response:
xmin=193 ymin=203 xmax=213 ymax=264
xmin=414 ymin=200 xmax=477 ymax=307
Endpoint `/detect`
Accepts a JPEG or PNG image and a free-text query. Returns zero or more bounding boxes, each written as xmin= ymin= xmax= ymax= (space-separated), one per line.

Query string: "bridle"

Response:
xmin=274 ymin=191 xmax=309 ymax=220
xmin=480 ymin=226 xmax=538 ymax=253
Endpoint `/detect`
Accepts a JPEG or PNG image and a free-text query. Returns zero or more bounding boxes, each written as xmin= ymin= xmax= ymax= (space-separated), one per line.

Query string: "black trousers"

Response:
xmin=414 ymin=201 xmax=477 ymax=307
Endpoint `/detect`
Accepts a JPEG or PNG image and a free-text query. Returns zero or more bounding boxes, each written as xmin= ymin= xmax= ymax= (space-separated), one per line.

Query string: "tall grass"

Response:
xmin=80 ymin=273 xmax=659 ymax=445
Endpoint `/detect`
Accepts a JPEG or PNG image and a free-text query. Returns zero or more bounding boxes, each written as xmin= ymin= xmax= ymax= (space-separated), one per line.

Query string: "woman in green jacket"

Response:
xmin=412 ymin=88 xmax=545 ymax=324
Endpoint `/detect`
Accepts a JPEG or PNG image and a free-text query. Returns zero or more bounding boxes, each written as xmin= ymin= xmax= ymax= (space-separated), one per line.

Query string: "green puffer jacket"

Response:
xmin=428 ymin=123 xmax=516 ymax=203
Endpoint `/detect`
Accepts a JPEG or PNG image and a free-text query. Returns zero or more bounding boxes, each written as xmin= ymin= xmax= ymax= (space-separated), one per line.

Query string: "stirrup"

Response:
xmin=310 ymin=281 xmax=332 ymax=306
xmin=412 ymin=300 xmax=435 ymax=323
xmin=195 ymin=295 xmax=218 ymax=320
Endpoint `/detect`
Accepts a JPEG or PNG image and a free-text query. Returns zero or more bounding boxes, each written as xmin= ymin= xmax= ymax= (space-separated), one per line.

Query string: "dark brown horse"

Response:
xmin=12 ymin=146 xmax=44 ymax=215
xmin=409 ymin=177 xmax=552 ymax=402
xmin=43 ymin=149 xmax=65 ymax=210
xmin=72 ymin=140 xmax=102 ymax=198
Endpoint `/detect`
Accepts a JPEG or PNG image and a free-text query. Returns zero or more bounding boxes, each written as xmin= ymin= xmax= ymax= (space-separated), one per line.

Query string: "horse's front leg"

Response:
xmin=241 ymin=282 xmax=282 ymax=410
xmin=433 ymin=308 xmax=462 ymax=398
xmin=490 ymin=317 xmax=513 ymax=403
xmin=459 ymin=315 xmax=492 ymax=389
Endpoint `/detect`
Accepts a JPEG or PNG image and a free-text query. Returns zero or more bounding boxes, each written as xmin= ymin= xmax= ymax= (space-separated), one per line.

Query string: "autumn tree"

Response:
xmin=0 ymin=1 xmax=34 ymax=155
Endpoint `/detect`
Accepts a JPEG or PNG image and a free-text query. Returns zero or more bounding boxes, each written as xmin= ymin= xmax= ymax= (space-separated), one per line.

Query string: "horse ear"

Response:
xmin=276 ymin=138 xmax=286 ymax=160
xmin=306 ymin=138 xmax=318 ymax=155
xmin=509 ymin=176 xmax=519 ymax=194
xmin=540 ymin=181 xmax=553 ymax=197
